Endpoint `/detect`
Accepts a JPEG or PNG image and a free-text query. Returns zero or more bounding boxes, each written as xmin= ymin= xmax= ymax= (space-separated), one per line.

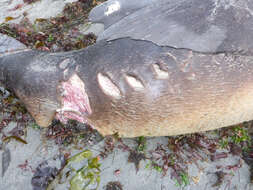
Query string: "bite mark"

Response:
xmin=56 ymin=73 xmax=92 ymax=124
xmin=152 ymin=64 xmax=169 ymax=79
xmin=164 ymin=52 xmax=178 ymax=62
xmin=97 ymin=73 xmax=121 ymax=99
xmin=125 ymin=74 xmax=145 ymax=91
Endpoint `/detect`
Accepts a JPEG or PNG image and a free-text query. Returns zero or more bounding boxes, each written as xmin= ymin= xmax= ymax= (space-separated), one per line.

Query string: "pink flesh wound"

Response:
xmin=55 ymin=74 xmax=92 ymax=124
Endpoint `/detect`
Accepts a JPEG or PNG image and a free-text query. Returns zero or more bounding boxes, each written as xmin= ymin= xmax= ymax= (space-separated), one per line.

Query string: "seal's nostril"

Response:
xmin=97 ymin=72 xmax=121 ymax=99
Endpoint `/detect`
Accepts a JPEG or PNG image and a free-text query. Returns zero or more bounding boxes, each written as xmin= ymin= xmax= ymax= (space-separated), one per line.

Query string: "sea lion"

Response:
xmin=1 ymin=0 xmax=253 ymax=137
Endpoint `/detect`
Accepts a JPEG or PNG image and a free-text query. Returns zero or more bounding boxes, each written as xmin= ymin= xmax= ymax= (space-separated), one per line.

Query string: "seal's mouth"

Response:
xmin=55 ymin=73 xmax=92 ymax=124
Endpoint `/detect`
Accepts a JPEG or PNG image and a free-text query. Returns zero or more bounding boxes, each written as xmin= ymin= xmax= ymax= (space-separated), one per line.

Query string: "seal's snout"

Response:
xmin=55 ymin=73 xmax=92 ymax=124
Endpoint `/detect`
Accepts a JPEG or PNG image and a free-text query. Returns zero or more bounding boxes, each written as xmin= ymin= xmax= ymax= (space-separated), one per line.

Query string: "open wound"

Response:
xmin=55 ymin=73 xmax=92 ymax=124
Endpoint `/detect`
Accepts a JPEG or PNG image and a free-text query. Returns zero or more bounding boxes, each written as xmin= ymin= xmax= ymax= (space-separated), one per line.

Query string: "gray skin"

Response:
xmin=1 ymin=0 xmax=253 ymax=137
xmin=90 ymin=0 xmax=253 ymax=54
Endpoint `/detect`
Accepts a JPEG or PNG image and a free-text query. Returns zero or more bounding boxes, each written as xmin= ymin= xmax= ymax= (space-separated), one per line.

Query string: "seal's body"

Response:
xmin=1 ymin=39 xmax=253 ymax=137
xmin=1 ymin=0 xmax=253 ymax=137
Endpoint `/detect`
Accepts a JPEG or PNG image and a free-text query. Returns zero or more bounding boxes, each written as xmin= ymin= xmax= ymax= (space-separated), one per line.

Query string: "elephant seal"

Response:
xmin=1 ymin=0 xmax=253 ymax=137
